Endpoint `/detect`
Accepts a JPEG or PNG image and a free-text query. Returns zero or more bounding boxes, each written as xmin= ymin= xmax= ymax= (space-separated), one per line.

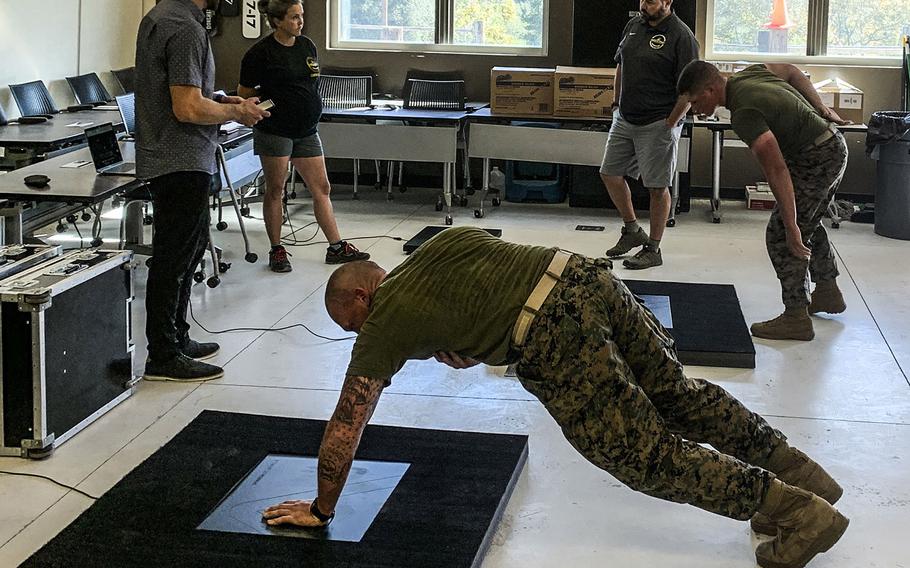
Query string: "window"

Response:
xmin=706 ymin=0 xmax=909 ymax=63
xmin=330 ymin=0 xmax=548 ymax=55
xmin=826 ymin=0 xmax=909 ymax=59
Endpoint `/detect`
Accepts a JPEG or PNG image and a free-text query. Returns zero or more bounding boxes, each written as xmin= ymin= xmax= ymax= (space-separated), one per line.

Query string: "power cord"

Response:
xmin=0 ymin=470 xmax=99 ymax=500
xmin=188 ymin=299 xmax=354 ymax=342
xmin=73 ymin=223 xmax=84 ymax=249
xmin=282 ymin=234 xmax=406 ymax=248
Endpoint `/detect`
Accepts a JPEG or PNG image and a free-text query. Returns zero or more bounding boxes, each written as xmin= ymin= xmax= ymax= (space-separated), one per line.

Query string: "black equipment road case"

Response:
xmin=0 ymin=244 xmax=62 ymax=281
xmin=0 ymin=248 xmax=136 ymax=458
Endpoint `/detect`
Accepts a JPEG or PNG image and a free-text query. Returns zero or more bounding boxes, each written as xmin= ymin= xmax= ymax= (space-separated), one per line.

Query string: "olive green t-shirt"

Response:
xmin=726 ymin=64 xmax=829 ymax=158
xmin=346 ymin=227 xmax=555 ymax=383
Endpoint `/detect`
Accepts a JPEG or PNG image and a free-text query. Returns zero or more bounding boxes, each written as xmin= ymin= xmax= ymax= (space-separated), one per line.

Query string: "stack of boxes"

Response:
xmin=490 ymin=66 xmax=616 ymax=119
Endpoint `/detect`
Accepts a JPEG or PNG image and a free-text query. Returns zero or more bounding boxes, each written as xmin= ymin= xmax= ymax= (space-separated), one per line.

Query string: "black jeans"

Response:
xmin=145 ymin=171 xmax=211 ymax=361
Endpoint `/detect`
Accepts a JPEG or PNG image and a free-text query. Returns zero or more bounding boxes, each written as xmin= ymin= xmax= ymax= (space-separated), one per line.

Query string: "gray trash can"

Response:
xmin=868 ymin=112 xmax=910 ymax=240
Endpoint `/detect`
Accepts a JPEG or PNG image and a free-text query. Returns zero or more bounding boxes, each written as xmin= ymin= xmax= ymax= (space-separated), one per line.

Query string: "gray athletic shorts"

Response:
xmin=253 ymin=129 xmax=324 ymax=158
xmin=599 ymin=110 xmax=683 ymax=189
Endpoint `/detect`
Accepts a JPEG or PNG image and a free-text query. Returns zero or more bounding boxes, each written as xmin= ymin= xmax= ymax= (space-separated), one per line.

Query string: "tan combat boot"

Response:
xmin=754 ymin=479 xmax=849 ymax=568
xmin=809 ymin=280 xmax=846 ymax=315
xmin=751 ymin=444 xmax=843 ymax=536
xmin=751 ymin=307 xmax=814 ymax=341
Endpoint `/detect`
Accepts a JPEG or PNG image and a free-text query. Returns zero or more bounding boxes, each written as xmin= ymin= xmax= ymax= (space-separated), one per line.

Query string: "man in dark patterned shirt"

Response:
xmin=135 ymin=0 xmax=268 ymax=381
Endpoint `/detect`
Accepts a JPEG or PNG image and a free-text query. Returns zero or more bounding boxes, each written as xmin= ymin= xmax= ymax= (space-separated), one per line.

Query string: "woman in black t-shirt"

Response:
xmin=239 ymin=0 xmax=369 ymax=272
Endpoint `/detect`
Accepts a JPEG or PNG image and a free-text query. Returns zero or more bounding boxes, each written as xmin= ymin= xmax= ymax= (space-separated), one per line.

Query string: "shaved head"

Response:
xmin=325 ymin=261 xmax=386 ymax=332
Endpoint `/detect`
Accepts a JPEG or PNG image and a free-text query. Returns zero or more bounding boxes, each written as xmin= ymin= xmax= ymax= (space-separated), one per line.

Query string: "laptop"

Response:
xmin=85 ymin=122 xmax=136 ymax=176
xmin=115 ymin=93 xmax=136 ymax=137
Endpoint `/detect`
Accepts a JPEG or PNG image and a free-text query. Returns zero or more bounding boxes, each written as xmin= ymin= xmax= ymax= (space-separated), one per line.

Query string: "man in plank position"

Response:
xmin=263 ymin=227 xmax=848 ymax=568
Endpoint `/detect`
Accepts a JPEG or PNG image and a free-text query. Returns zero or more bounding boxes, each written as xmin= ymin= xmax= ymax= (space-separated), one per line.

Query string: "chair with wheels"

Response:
xmin=318 ymin=74 xmax=384 ymax=199
xmin=396 ymin=77 xmax=468 ymax=215
xmin=395 ymin=69 xmax=471 ymax=199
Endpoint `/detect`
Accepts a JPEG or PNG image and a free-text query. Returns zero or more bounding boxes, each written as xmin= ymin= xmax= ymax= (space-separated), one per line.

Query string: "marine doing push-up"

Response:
xmin=261 ymin=227 xmax=848 ymax=568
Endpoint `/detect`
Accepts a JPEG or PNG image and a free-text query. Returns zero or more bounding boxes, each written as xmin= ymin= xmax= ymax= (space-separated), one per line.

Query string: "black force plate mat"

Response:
xmin=624 ymin=280 xmax=755 ymax=369
xmin=403 ymin=226 xmax=502 ymax=254
xmin=22 ymin=411 xmax=528 ymax=568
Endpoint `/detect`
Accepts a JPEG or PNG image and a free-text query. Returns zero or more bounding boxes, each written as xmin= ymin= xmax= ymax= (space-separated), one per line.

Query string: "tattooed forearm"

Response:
xmin=316 ymin=375 xmax=384 ymax=512
xmin=317 ymin=451 xmax=348 ymax=486
xmin=334 ymin=375 xmax=382 ymax=426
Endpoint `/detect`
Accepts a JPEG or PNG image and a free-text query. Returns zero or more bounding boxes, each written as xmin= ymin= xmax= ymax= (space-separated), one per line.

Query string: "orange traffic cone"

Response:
xmin=765 ymin=0 xmax=794 ymax=29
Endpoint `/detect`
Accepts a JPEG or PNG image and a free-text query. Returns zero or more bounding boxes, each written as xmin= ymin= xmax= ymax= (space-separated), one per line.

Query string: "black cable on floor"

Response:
xmin=0 ymin=470 xmax=99 ymax=500
xmin=282 ymin=234 xmax=406 ymax=248
xmin=188 ymin=299 xmax=354 ymax=342
xmin=73 ymin=223 xmax=84 ymax=249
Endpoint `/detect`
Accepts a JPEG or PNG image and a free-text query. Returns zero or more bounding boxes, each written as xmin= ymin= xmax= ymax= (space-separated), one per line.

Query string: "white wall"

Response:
xmin=0 ymin=0 xmax=145 ymax=118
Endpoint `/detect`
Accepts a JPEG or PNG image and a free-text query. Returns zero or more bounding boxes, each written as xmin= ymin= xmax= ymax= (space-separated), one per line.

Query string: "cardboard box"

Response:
xmin=553 ymin=66 xmax=616 ymax=118
xmin=813 ymin=78 xmax=864 ymax=124
xmin=746 ymin=185 xmax=777 ymax=211
xmin=490 ymin=67 xmax=554 ymax=116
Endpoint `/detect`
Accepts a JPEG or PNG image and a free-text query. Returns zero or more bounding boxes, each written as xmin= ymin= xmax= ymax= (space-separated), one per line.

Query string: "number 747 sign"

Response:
xmin=242 ymin=0 xmax=261 ymax=39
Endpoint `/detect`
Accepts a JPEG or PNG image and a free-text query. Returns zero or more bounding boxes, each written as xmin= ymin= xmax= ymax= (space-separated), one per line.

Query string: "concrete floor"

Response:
xmin=1 ymin=188 xmax=908 ymax=567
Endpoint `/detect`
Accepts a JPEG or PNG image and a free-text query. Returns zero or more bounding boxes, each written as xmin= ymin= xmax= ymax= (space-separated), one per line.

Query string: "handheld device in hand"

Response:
xmin=257 ymin=99 xmax=275 ymax=111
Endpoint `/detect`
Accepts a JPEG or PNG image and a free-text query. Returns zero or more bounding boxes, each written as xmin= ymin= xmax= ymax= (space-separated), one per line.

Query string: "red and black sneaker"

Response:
xmin=325 ymin=241 xmax=370 ymax=264
xmin=269 ymin=246 xmax=292 ymax=273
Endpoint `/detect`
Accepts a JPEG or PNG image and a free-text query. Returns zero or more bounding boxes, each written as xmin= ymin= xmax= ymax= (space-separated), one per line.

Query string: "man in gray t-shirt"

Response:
xmin=135 ymin=0 xmax=268 ymax=382
xmin=599 ymin=0 xmax=698 ymax=270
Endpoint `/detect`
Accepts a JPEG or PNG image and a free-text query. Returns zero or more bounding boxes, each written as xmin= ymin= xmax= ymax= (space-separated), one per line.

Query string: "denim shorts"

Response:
xmin=600 ymin=110 xmax=683 ymax=189
xmin=253 ymin=129 xmax=324 ymax=158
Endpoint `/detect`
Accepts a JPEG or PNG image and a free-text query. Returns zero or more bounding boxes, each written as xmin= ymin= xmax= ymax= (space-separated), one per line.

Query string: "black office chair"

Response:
xmin=112 ymin=67 xmax=135 ymax=94
xmin=66 ymin=73 xmax=113 ymax=105
xmin=396 ymin=78 xmax=470 ymax=208
xmin=0 ymin=104 xmax=7 ymax=126
xmin=401 ymin=69 xmax=464 ymax=101
xmin=115 ymin=93 xmax=136 ymax=137
xmin=319 ymin=75 xmax=372 ymax=109
xmin=403 ymin=79 xmax=465 ymax=111
xmin=9 ymin=80 xmax=59 ymax=116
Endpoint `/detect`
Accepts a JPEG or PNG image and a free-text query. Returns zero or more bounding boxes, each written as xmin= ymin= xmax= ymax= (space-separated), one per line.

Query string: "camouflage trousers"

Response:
xmin=769 ymin=132 xmax=848 ymax=308
xmin=514 ymin=256 xmax=784 ymax=520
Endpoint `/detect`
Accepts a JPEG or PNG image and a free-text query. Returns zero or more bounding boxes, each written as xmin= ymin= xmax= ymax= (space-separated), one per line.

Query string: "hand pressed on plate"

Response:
xmin=262 ymin=500 xmax=328 ymax=528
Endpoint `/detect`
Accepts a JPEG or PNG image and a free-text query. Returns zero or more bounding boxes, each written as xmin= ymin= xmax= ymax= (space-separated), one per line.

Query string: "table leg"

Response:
xmin=387 ymin=162 xmax=394 ymax=200
xmin=712 ymin=129 xmax=723 ymax=223
xmin=668 ymin=170 xmax=679 ymax=227
xmin=352 ymin=159 xmax=360 ymax=200
xmin=474 ymin=157 xmax=491 ymax=219
xmin=444 ymin=162 xmax=453 ymax=225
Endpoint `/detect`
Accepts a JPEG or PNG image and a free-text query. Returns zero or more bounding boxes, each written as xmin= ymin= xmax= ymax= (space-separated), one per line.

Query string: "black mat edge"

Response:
xmin=472 ymin=442 xmax=529 ymax=568
xmin=624 ymin=279 xmax=756 ymax=370
xmin=23 ymin=410 xmax=530 ymax=568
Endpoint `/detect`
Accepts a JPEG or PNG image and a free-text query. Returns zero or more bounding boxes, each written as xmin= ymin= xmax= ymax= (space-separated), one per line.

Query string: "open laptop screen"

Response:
xmin=85 ymin=123 xmax=122 ymax=169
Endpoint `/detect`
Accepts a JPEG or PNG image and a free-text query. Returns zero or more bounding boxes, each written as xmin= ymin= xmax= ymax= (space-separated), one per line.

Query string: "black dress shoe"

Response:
xmin=181 ymin=339 xmax=220 ymax=360
xmin=144 ymin=354 xmax=224 ymax=382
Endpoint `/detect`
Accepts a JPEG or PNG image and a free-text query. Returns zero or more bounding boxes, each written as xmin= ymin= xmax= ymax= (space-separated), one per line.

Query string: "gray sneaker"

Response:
xmin=606 ymin=226 xmax=649 ymax=257
xmin=623 ymin=245 xmax=662 ymax=270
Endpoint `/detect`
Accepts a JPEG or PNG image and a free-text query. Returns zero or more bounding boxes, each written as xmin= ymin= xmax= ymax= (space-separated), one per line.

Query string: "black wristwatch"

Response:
xmin=310 ymin=498 xmax=335 ymax=526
